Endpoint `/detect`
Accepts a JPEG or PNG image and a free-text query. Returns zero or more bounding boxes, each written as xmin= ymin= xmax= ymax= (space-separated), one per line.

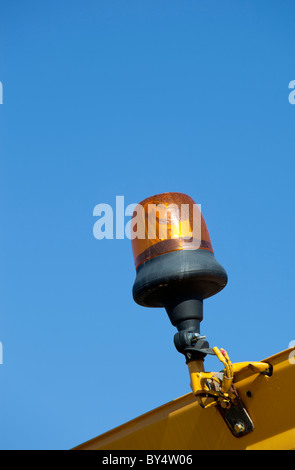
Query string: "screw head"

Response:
xmin=234 ymin=421 xmax=246 ymax=434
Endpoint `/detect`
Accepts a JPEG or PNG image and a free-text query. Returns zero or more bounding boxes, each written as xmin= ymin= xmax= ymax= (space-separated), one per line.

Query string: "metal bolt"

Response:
xmin=234 ymin=421 xmax=246 ymax=434
xmin=187 ymin=332 xmax=207 ymax=345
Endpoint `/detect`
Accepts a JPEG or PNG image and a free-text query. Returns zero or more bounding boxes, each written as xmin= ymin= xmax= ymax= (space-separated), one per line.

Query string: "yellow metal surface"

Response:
xmin=74 ymin=348 xmax=295 ymax=450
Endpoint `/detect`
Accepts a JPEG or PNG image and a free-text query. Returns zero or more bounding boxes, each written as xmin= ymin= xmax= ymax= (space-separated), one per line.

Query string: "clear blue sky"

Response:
xmin=1 ymin=0 xmax=295 ymax=450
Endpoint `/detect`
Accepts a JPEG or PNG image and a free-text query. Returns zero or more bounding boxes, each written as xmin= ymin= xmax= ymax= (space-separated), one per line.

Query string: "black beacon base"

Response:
xmin=133 ymin=249 xmax=228 ymax=362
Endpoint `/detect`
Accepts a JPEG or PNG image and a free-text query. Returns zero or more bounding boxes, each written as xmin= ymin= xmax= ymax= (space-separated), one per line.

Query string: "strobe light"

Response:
xmin=131 ymin=192 xmax=228 ymax=363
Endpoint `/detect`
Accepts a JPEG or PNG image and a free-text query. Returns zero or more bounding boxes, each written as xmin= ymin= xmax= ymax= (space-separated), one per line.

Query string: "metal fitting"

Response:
xmin=187 ymin=332 xmax=207 ymax=345
xmin=234 ymin=421 xmax=246 ymax=434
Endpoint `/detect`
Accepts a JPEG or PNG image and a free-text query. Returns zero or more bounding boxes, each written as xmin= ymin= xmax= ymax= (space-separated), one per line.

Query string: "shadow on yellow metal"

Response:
xmin=74 ymin=348 xmax=295 ymax=450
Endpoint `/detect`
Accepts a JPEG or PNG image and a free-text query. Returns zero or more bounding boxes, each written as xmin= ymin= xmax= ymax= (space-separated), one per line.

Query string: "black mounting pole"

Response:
xmin=133 ymin=249 xmax=228 ymax=362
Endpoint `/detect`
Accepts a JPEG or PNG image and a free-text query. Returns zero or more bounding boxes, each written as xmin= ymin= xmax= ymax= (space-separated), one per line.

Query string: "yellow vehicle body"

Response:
xmin=75 ymin=347 xmax=295 ymax=450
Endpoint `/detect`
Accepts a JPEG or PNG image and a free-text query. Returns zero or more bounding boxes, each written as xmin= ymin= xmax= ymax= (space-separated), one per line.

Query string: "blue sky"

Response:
xmin=1 ymin=0 xmax=295 ymax=450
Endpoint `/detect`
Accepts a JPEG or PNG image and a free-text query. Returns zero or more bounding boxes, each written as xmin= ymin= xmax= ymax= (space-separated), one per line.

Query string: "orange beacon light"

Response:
xmin=131 ymin=192 xmax=227 ymax=363
xmin=131 ymin=192 xmax=213 ymax=269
